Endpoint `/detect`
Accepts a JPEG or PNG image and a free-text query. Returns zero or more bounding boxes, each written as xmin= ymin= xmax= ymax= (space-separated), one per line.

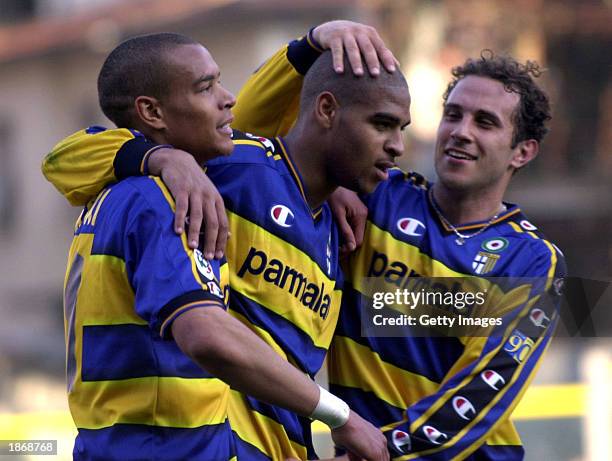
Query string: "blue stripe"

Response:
xmin=242 ymin=394 xmax=310 ymax=446
xmin=230 ymin=290 xmax=328 ymax=376
xmin=328 ymin=384 xmax=404 ymax=428
xmin=74 ymin=421 xmax=235 ymax=461
xmin=232 ymin=432 xmax=272 ymax=461
xmin=337 ymin=289 xmax=464 ymax=383
xmin=81 ymin=324 xmax=212 ymax=380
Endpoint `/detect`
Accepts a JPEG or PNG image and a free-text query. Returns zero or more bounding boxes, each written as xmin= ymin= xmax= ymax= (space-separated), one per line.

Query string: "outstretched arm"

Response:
xmin=376 ymin=252 xmax=566 ymax=460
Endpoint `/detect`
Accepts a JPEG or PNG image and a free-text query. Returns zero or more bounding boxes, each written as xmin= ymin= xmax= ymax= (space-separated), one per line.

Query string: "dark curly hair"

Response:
xmin=442 ymin=50 xmax=551 ymax=147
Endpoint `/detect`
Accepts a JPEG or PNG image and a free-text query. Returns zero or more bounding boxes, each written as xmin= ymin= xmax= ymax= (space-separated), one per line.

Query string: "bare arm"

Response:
xmin=172 ymin=306 xmax=389 ymax=461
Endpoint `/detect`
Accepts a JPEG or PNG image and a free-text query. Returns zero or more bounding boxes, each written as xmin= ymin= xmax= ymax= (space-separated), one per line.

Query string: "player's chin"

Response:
xmin=357 ymin=176 xmax=384 ymax=195
xmin=215 ymin=137 xmax=235 ymax=157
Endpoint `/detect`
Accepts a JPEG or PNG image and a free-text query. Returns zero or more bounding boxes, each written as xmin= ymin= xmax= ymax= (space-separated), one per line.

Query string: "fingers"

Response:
xmin=314 ymin=20 xmax=398 ymax=77
xmin=355 ymin=33 xmax=379 ymax=76
xmin=198 ymin=199 xmax=218 ymax=259
xmin=174 ymin=191 xmax=189 ymax=235
xmin=214 ymin=196 xmax=229 ymax=260
xmin=330 ymin=40 xmax=345 ymax=74
xmin=187 ymin=193 xmax=206 ymax=253
xmin=334 ymin=206 xmax=357 ymax=254
xmin=343 ymin=35 xmax=364 ymax=76
xmin=347 ymin=206 xmax=367 ymax=249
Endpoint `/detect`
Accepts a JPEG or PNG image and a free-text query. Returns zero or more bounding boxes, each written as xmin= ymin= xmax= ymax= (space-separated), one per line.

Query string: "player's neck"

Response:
xmin=431 ymin=183 xmax=506 ymax=226
xmin=283 ymin=130 xmax=335 ymax=210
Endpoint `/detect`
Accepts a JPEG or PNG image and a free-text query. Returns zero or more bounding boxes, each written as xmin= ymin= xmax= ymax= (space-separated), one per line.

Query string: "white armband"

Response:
xmin=309 ymin=385 xmax=350 ymax=429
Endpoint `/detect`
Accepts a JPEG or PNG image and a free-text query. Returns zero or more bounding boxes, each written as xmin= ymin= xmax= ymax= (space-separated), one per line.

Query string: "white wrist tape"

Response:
xmin=310 ymin=385 xmax=350 ymax=429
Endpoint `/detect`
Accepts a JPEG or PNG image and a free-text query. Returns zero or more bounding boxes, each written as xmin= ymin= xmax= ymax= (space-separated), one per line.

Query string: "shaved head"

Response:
xmin=299 ymin=51 xmax=409 ymax=112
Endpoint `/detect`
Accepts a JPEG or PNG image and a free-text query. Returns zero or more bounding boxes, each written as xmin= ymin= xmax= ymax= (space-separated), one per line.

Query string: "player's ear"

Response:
xmin=314 ymin=91 xmax=339 ymax=129
xmin=511 ymin=139 xmax=538 ymax=170
xmin=134 ymin=96 xmax=167 ymax=130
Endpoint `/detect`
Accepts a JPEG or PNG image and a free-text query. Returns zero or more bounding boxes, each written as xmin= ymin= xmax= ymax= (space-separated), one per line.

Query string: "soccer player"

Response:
xmin=235 ymin=51 xmax=567 ymax=459
xmin=42 ymin=22 xmax=407 ymax=461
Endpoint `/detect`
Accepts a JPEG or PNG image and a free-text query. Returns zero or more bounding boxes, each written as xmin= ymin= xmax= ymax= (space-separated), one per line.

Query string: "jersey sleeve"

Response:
xmin=41 ymin=126 xmax=161 ymax=206
xmin=123 ymin=180 xmax=227 ymax=338
xmin=232 ymin=30 xmax=322 ymax=138
xmin=384 ymin=246 xmax=567 ymax=460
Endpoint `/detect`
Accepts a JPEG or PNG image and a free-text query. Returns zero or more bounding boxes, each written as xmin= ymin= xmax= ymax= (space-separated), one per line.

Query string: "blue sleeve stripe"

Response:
xmin=114 ymin=137 xmax=159 ymax=179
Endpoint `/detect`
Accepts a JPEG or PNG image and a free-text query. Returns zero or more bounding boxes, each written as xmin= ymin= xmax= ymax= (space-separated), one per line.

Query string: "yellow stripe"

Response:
xmin=514 ymin=383 xmax=586 ymax=419
xmin=508 ymin=221 xmax=523 ymax=233
xmin=541 ymin=239 xmax=559 ymax=290
xmin=90 ymin=188 xmax=111 ymax=226
xmin=160 ymin=300 xmax=225 ymax=337
xmin=396 ymin=298 xmax=544 ymax=460
xmin=75 ymin=249 xmax=143 ymax=325
xmin=229 ymin=309 xmax=288 ymax=360
xmin=329 ymin=336 xmax=439 ymax=409
xmin=152 ymin=177 xmax=176 ymax=212
xmin=226 ymin=211 xmax=341 ymax=349
xmin=276 ymin=138 xmax=308 ymax=206
xmin=233 ymin=139 xmax=267 ymax=148
xmin=305 ymin=33 xmax=324 ymax=52
xmin=69 ymin=377 xmax=229 ymax=429
xmin=228 ymin=390 xmax=307 ymax=460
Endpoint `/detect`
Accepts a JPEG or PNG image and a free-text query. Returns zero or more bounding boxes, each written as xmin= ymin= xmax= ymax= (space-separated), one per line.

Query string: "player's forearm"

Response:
xmin=172 ymin=307 xmax=320 ymax=416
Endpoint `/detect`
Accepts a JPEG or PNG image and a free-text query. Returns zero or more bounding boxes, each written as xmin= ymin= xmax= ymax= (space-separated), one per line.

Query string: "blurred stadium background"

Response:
xmin=0 ymin=0 xmax=610 ymax=459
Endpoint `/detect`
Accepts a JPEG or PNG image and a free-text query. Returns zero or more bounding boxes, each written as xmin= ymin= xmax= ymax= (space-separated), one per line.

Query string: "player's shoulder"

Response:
xmin=207 ymin=130 xmax=282 ymax=168
xmin=367 ymin=168 xmax=429 ymax=208
xmin=499 ymin=207 xmax=565 ymax=270
xmin=104 ymin=176 xmax=175 ymax=217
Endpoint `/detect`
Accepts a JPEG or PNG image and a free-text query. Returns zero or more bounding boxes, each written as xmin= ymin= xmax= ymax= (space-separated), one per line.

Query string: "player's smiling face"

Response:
xmin=434 ymin=75 xmax=525 ymax=196
xmin=159 ymin=44 xmax=236 ymax=162
xmin=330 ymin=85 xmax=411 ymax=194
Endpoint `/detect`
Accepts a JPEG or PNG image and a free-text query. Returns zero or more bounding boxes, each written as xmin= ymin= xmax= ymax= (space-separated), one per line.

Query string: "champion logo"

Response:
xmin=553 ymin=277 xmax=565 ymax=296
xmin=391 ymin=430 xmax=411 ymax=454
xmin=481 ymin=369 xmax=505 ymax=391
xmin=397 ymin=217 xmax=426 ymax=237
xmin=270 ymin=205 xmax=295 ymax=227
xmin=452 ymin=396 xmax=476 ymax=420
xmin=194 ymin=249 xmax=215 ymax=281
xmin=422 ymin=425 xmax=448 ymax=445
xmin=529 ymin=308 xmax=550 ymax=328
xmin=520 ymin=220 xmax=537 ymax=231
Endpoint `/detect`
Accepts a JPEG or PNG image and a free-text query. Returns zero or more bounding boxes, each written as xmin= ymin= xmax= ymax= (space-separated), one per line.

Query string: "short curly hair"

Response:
xmin=442 ymin=50 xmax=551 ymax=147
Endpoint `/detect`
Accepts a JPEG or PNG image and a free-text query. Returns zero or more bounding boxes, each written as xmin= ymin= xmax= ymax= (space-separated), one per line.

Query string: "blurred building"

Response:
xmin=0 ymin=0 xmax=610 ymax=460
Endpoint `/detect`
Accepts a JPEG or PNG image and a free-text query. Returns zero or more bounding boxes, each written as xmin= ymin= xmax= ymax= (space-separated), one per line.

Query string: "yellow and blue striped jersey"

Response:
xmin=206 ymin=131 xmax=343 ymax=460
xmin=328 ymin=169 xmax=566 ymax=460
xmin=219 ymin=35 xmax=569 ymax=460
xmin=64 ymin=175 xmax=233 ymax=460
xmin=49 ymin=128 xmax=344 ymax=460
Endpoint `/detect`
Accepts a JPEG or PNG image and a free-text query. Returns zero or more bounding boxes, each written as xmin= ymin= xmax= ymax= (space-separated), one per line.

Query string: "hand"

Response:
xmin=148 ymin=147 xmax=228 ymax=259
xmin=312 ymin=20 xmax=398 ymax=76
xmin=331 ymin=411 xmax=389 ymax=461
xmin=329 ymin=187 xmax=368 ymax=256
